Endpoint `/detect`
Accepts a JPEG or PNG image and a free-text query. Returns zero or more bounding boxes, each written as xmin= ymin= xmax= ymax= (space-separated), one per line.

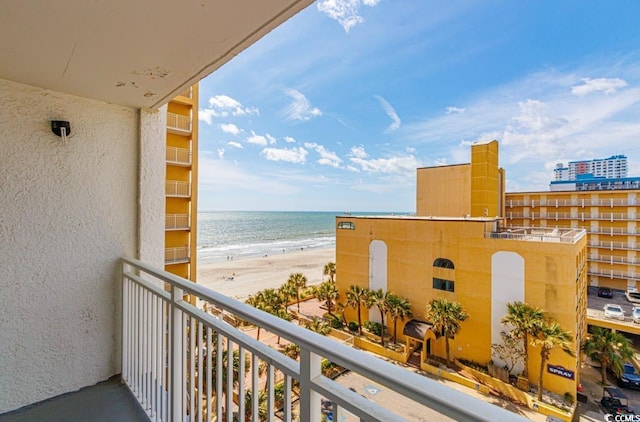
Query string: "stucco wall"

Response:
xmin=0 ymin=79 xmax=138 ymax=412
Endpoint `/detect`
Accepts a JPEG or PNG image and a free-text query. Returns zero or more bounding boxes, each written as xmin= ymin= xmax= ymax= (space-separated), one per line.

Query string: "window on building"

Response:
xmin=433 ymin=258 xmax=454 ymax=269
xmin=433 ymin=278 xmax=455 ymax=292
xmin=337 ymin=221 xmax=355 ymax=230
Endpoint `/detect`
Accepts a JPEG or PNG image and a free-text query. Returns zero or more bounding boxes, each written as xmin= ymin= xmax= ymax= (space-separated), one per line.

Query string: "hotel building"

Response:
xmin=165 ymin=85 xmax=199 ymax=283
xmin=554 ymin=155 xmax=628 ymax=182
xmin=336 ymin=141 xmax=587 ymax=397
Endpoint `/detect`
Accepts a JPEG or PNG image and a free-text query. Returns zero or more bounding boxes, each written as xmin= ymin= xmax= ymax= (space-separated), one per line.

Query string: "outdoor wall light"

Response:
xmin=51 ymin=120 xmax=71 ymax=146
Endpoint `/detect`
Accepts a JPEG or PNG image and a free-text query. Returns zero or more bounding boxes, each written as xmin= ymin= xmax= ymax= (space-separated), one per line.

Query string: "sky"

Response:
xmin=197 ymin=0 xmax=640 ymax=212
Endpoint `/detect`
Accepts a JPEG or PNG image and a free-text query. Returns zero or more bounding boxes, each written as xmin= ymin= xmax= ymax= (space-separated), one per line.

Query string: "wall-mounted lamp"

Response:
xmin=51 ymin=120 xmax=71 ymax=146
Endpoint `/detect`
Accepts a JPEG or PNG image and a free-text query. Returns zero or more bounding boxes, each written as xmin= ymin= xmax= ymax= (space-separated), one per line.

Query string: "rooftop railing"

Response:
xmin=122 ymin=258 xmax=526 ymax=422
xmin=486 ymin=227 xmax=586 ymax=243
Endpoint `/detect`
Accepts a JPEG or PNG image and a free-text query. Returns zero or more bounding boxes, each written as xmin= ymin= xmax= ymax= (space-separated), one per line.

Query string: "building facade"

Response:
xmin=336 ymin=141 xmax=587 ymax=397
xmin=165 ymin=85 xmax=199 ymax=282
xmin=505 ymin=190 xmax=640 ymax=292
xmin=554 ymin=155 xmax=628 ymax=182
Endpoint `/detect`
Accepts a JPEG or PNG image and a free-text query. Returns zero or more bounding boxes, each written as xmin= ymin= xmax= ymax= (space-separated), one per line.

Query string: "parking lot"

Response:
xmin=588 ymin=286 xmax=640 ymax=324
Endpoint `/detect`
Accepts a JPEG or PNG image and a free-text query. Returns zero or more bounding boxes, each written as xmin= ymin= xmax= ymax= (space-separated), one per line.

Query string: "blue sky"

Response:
xmin=197 ymin=0 xmax=640 ymax=212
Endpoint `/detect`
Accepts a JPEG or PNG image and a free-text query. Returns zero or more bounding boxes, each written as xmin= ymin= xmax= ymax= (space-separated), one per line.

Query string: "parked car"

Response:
xmin=633 ymin=307 xmax=640 ymax=324
xmin=602 ymin=397 xmax=635 ymax=415
xmin=626 ymin=288 xmax=640 ymax=303
xmin=602 ymin=387 xmax=635 ymax=415
xmin=618 ymin=363 xmax=640 ymax=389
xmin=598 ymin=286 xmax=613 ymax=298
xmin=604 ymin=304 xmax=625 ymax=320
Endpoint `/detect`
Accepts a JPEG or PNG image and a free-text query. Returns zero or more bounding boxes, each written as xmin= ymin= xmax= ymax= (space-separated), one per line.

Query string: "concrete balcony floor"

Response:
xmin=0 ymin=376 xmax=148 ymax=422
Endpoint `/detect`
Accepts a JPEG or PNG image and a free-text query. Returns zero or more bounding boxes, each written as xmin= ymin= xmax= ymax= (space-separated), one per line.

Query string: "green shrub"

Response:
xmin=348 ymin=321 xmax=359 ymax=332
xmin=328 ymin=314 xmax=343 ymax=328
xmin=564 ymin=392 xmax=574 ymax=405
xmin=363 ymin=321 xmax=383 ymax=336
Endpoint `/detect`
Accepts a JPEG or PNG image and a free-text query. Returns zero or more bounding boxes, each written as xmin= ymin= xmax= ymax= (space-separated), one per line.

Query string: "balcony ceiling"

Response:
xmin=0 ymin=0 xmax=313 ymax=109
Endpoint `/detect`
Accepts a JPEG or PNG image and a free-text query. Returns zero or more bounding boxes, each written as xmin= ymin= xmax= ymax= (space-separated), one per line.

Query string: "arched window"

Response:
xmin=433 ymin=258 xmax=455 ymax=292
xmin=433 ymin=258 xmax=454 ymax=269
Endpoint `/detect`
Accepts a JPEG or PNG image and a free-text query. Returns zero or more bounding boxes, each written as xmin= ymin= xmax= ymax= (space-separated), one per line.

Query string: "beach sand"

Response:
xmin=197 ymin=247 xmax=335 ymax=302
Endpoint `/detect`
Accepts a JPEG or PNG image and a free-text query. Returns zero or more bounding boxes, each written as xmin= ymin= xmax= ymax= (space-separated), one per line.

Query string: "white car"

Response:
xmin=633 ymin=307 xmax=640 ymax=324
xmin=603 ymin=304 xmax=625 ymax=320
xmin=626 ymin=288 xmax=640 ymax=303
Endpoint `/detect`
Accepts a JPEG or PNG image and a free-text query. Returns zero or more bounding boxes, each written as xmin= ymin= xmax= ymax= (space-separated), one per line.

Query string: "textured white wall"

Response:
xmin=0 ymin=79 xmax=139 ymax=412
xmin=491 ymin=251 xmax=525 ymax=371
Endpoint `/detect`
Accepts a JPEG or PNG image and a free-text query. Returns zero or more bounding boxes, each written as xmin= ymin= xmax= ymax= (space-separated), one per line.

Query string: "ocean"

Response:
xmin=197 ymin=211 xmax=400 ymax=264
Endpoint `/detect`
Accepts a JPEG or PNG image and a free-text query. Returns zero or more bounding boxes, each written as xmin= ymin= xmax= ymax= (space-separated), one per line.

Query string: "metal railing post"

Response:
xmin=300 ymin=348 xmax=322 ymax=422
xmin=171 ymin=286 xmax=184 ymax=421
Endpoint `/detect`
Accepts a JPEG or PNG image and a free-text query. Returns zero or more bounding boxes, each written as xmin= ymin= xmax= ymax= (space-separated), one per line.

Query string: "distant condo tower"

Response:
xmin=551 ymin=155 xmax=638 ymax=191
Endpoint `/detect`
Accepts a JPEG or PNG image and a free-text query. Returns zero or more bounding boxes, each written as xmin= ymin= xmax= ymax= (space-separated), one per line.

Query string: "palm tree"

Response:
xmin=531 ymin=319 xmax=574 ymax=401
xmin=346 ymin=285 xmax=369 ymax=335
xmin=501 ymin=301 xmax=544 ymax=378
xmin=304 ymin=316 xmax=331 ymax=335
xmin=425 ymin=297 xmax=469 ymax=364
xmin=387 ymin=293 xmax=413 ymax=344
xmin=313 ymin=280 xmax=339 ymax=316
xmin=323 ymin=262 xmax=336 ymax=283
xmin=368 ymin=289 xmax=391 ymax=345
xmin=582 ymin=327 xmax=634 ymax=385
xmin=286 ymin=273 xmax=307 ymax=312
xmin=246 ymin=288 xmax=285 ymax=340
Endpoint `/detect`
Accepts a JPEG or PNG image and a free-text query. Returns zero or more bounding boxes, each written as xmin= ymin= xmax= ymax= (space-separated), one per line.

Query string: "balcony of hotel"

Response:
xmin=165 ymin=246 xmax=190 ymax=264
xmin=166 ymin=214 xmax=191 ymax=231
xmin=166 ymin=180 xmax=191 ymax=198
xmin=166 ymin=146 xmax=193 ymax=166
xmin=486 ymin=226 xmax=586 ymax=243
xmin=4 ymin=259 xmax=527 ymax=422
xmin=589 ymin=240 xmax=637 ymax=250
xmin=507 ymin=198 xmax=638 ymax=208
xmin=589 ymin=254 xmax=640 ymax=266
xmin=167 ymin=112 xmax=192 ymax=135
xmin=588 ymin=268 xmax=640 ymax=281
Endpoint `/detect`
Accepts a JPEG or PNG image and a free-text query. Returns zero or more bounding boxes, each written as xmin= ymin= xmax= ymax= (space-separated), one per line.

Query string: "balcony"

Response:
xmin=166 ymin=180 xmax=191 ymax=198
xmin=588 ymin=240 xmax=637 ymax=250
xmin=165 ymin=246 xmax=190 ymax=264
xmin=506 ymin=198 xmax=638 ymax=208
xmin=167 ymin=112 xmax=192 ymax=134
xmin=589 ymin=254 xmax=640 ymax=265
xmin=166 ymin=214 xmax=190 ymax=231
xmin=166 ymin=146 xmax=192 ymax=166
xmin=121 ymin=258 xmax=525 ymax=422
xmin=588 ymin=268 xmax=640 ymax=280
xmin=485 ymin=226 xmax=586 ymax=243
xmin=588 ymin=227 xmax=639 ymax=236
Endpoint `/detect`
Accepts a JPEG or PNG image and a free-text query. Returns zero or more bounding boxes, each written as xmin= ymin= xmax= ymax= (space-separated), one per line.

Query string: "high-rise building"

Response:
xmin=554 ymin=155 xmax=628 ymax=182
xmin=165 ymin=85 xmax=198 ymax=282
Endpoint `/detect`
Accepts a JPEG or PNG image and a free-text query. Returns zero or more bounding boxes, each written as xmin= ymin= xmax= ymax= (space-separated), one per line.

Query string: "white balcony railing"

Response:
xmin=588 ymin=240 xmax=636 ymax=250
xmin=589 ymin=255 xmax=640 ymax=265
xmin=122 ymin=258 xmax=526 ymax=422
xmin=166 ymin=180 xmax=190 ymax=197
xmin=165 ymin=246 xmax=190 ymax=263
xmin=165 ymin=214 xmax=190 ymax=230
xmin=167 ymin=112 xmax=192 ymax=133
xmin=486 ymin=226 xmax=585 ymax=243
xmin=166 ymin=146 xmax=192 ymax=166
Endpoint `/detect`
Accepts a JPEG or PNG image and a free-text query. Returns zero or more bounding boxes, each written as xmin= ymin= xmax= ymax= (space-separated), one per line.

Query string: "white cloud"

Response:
xmin=217 ymin=148 xmax=225 ymax=159
xmin=317 ymin=0 xmax=380 ymax=33
xmin=266 ymin=134 xmax=277 ymax=145
xmin=406 ymin=146 xmax=416 ymax=154
xmin=571 ymin=78 xmax=628 ymax=96
xmin=446 ymin=106 xmax=465 ymax=114
xmin=374 ymin=95 xmax=401 ymax=133
xmin=350 ymin=155 xmax=420 ymax=174
xmin=198 ymin=95 xmax=259 ymax=124
xmin=219 ymin=123 xmax=241 ymax=135
xmin=349 ymin=145 xmax=368 ymax=159
xmin=304 ymin=142 xmax=343 ymax=168
xmin=247 ymin=131 xmax=269 ymax=146
xmin=282 ymin=88 xmax=322 ymax=121
xmin=261 ymin=147 xmax=308 ymax=164
xmin=227 ymin=141 xmax=244 ymax=149
xmin=402 ymin=65 xmax=640 ymax=191
xmin=284 ymin=136 xmax=296 ymax=143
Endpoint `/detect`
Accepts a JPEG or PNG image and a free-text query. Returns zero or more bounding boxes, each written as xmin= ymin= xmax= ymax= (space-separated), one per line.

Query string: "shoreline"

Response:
xmin=197 ymin=247 xmax=335 ymax=302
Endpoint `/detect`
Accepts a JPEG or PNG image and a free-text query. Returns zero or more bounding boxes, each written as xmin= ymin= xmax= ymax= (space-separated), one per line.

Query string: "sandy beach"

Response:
xmin=197 ymin=247 xmax=335 ymax=302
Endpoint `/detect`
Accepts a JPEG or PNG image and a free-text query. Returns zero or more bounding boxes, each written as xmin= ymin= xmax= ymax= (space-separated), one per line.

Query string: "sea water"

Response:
xmin=197 ymin=211 xmax=399 ymax=264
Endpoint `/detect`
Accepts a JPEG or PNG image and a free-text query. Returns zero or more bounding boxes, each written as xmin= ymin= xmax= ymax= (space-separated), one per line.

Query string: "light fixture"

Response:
xmin=51 ymin=120 xmax=71 ymax=146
